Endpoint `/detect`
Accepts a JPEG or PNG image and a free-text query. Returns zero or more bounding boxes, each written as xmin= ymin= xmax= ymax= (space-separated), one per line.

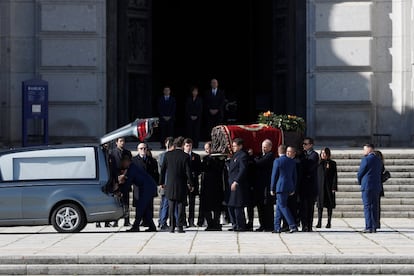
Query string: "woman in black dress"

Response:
xmin=316 ymin=147 xmax=338 ymax=228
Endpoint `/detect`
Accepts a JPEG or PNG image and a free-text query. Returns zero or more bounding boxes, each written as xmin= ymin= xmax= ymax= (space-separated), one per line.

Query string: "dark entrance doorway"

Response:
xmin=152 ymin=0 xmax=265 ymax=136
xmin=106 ymin=1 xmax=306 ymax=136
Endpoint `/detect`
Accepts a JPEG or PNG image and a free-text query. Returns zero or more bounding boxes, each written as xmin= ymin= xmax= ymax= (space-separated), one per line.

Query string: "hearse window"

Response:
xmin=0 ymin=147 xmax=96 ymax=181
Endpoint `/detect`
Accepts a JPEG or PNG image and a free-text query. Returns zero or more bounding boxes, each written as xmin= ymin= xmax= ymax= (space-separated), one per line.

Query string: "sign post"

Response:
xmin=22 ymin=79 xmax=49 ymax=147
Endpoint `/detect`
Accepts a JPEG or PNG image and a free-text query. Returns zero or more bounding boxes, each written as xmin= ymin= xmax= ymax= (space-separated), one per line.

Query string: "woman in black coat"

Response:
xmin=316 ymin=147 xmax=338 ymax=228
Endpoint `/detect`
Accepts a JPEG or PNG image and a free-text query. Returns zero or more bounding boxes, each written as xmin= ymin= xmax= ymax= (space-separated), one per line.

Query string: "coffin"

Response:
xmin=211 ymin=124 xmax=283 ymax=156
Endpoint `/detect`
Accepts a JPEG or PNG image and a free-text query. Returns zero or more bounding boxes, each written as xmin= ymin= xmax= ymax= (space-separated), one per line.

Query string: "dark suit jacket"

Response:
xmin=185 ymin=96 xmax=203 ymax=119
xmin=300 ymin=149 xmax=319 ymax=198
xmin=205 ymin=89 xmax=225 ymax=118
xmin=270 ymin=155 xmax=297 ymax=194
xmin=357 ymin=153 xmax=382 ymax=192
xmin=188 ymin=152 xmax=202 ymax=195
xmin=132 ymin=155 xmax=159 ymax=197
xmin=160 ymin=149 xmax=194 ymax=202
xmin=122 ymin=163 xmax=157 ymax=204
xmin=253 ymin=151 xmax=275 ymax=204
xmin=158 ymin=96 xmax=176 ymax=120
xmin=226 ymin=149 xmax=249 ymax=207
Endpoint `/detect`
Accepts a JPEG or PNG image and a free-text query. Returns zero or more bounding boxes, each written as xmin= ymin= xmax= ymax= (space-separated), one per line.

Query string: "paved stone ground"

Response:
xmin=0 ymin=218 xmax=413 ymax=256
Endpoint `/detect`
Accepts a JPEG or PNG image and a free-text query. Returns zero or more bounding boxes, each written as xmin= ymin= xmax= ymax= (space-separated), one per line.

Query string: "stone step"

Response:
xmin=339 ymin=178 xmax=414 ymax=185
xmin=337 ymin=165 xmax=414 ymax=172
xmin=336 ymin=191 xmax=414 ymax=198
xmin=339 ymin=172 xmax=414 ymax=178
xmin=336 ymin=197 xmax=414 ymax=205
xmin=334 ymin=204 xmax=414 ymax=212
xmin=337 ymin=184 xmax=414 ymax=192
xmin=335 ymin=159 xmax=414 ymax=166
xmin=1 ymin=255 xmax=414 ymax=275
xmin=335 ymin=211 xmax=414 ymax=218
xmin=331 ymin=152 xmax=414 ymax=159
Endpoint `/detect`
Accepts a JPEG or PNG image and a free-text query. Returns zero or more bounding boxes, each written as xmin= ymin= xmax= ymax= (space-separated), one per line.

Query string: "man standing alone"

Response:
xmin=357 ymin=143 xmax=382 ymax=233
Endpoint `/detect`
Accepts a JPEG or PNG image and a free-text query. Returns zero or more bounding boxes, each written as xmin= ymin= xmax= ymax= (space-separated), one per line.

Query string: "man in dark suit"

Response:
xmin=158 ymin=86 xmax=176 ymax=149
xmin=270 ymin=145 xmax=298 ymax=233
xmin=357 ymin=143 xmax=382 ymax=233
xmin=183 ymin=138 xmax=202 ymax=228
xmin=252 ymin=139 xmax=275 ymax=232
xmin=226 ymin=137 xmax=249 ymax=231
xmin=119 ymin=152 xmax=157 ymax=232
xmin=160 ymin=136 xmax=194 ymax=233
xmin=299 ymin=137 xmax=319 ymax=232
xmin=204 ymin=79 xmax=225 ymax=137
xmin=109 ymin=137 xmax=132 ymax=227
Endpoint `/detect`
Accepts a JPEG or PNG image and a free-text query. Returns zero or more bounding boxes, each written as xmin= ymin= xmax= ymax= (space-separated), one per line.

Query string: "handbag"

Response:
xmin=381 ymin=170 xmax=391 ymax=183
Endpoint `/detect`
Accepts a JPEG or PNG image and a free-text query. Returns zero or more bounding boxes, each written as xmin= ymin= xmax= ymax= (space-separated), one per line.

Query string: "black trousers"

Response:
xmin=204 ymin=210 xmax=221 ymax=229
xmin=300 ymin=197 xmax=315 ymax=231
xmin=168 ymin=200 xmax=186 ymax=228
xmin=188 ymin=193 xmax=196 ymax=223
xmin=257 ymin=203 xmax=274 ymax=230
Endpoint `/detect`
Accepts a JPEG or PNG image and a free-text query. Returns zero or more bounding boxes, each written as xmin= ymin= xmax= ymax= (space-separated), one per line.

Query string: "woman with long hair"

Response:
xmin=316 ymin=147 xmax=338 ymax=228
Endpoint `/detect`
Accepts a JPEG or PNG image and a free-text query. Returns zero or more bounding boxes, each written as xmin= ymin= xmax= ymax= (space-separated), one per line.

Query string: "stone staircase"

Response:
xmin=333 ymin=150 xmax=414 ymax=218
xmin=2 ymin=255 xmax=414 ymax=275
xmin=129 ymin=149 xmax=414 ymax=220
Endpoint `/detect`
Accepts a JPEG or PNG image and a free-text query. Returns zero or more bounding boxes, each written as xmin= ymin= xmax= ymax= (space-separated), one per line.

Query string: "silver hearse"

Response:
xmin=0 ymin=118 xmax=158 ymax=233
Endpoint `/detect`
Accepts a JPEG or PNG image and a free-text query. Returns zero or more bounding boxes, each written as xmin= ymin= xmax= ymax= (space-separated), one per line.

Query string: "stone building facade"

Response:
xmin=307 ymin=0 xmax=414 ymax=145
xmin=0 ymin=0 xmax=106 ymax=145
xmin=1 ymin=0 xmax=413 ymax=146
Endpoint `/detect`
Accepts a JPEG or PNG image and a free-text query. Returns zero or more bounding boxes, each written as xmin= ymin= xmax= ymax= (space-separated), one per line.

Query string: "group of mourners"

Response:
xmin=98 ymin=135 xmax=388 ymax=234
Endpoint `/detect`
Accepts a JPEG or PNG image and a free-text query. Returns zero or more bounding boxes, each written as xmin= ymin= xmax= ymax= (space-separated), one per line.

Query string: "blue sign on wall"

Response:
xmin=22 ymin=79 xmax=49 ymax=146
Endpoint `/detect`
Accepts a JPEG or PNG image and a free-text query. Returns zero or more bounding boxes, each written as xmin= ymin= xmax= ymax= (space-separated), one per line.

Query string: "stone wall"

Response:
xmin=307 ymin=0 xmax=414 ymax=146
xmin=0 ymin=0 xmax=106 ymax=145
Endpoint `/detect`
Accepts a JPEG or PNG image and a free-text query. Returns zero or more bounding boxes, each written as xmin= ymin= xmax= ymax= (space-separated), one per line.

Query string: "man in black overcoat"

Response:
xmin=160 ymin=137 xmax=194 ymax=233
xmin=298 ymin=137 xmax=319 ymax=232
xmin=252 ymin=139 xmax=275 ymax=232
xmin=226 ymin=138 xmax=249 ymax=231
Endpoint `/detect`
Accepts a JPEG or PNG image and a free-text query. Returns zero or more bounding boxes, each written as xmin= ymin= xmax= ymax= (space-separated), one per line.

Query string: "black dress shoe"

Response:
xmin=315 ymin=222 xmax=322 ymax=228
xmin=255 ymin=227 xmax=265 ymax=232
xmin=177 ymin=227 xmax=185 ymax=233
xmin=145 ymin=228 xmax=157 ymax=232
xmin=104 ymin=222 xmax=111 ymax=227
xmin=126 ymin=227 xmax=140 ymax=232
xmin=96 ymin=222 xmax=101 ymax=228
xmin=169 ymin=227 xmax=175 ymax=233
xmin=326 ymin=222 xmax=331 ymax=228
xmin=112 ymin=221 xmax=118 ymax=227
xmin=160 ymin=224 xmax=169 ymax=231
